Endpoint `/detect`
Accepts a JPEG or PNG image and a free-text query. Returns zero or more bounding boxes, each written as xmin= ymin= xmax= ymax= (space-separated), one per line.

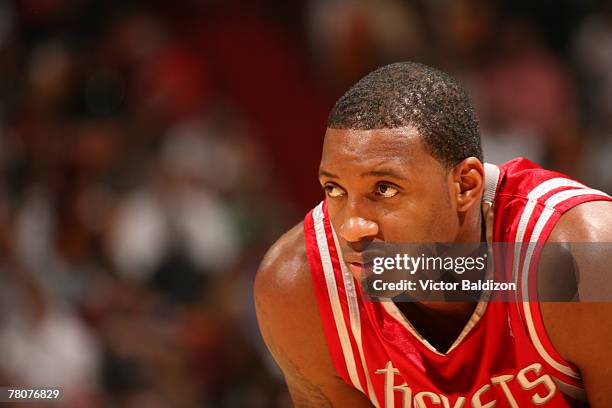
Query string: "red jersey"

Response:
xmin=303 ymin=158 xmax=612 ymax=407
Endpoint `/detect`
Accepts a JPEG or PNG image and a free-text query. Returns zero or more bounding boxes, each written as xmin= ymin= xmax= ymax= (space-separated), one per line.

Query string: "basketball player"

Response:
xmin=254 ymin=62 xmax=612 ymax=407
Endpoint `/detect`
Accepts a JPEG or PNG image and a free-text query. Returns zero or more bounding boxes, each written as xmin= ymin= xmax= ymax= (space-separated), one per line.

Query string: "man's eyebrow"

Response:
xmin=361 ymin=169 xmax=408 ymax=180
xmin=318 ymin=169 xmax=338 ymax=179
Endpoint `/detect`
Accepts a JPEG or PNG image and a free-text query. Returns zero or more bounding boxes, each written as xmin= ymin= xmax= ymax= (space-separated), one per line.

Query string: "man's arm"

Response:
xmin=254 ymin=223 xmax=373 ymax=407
xmin=541 ymin=200 xmax=612 ymax=407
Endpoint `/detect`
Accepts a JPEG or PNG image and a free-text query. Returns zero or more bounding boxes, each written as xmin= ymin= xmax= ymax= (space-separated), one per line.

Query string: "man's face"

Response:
xmin=319 ymin=127 xmax=461 ymax=278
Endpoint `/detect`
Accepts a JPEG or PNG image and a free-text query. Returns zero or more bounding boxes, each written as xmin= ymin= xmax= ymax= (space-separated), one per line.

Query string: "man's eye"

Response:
xmin=376 ymin=183 xmax=399 ymax=198
xmin=324 ymin=184 xmax=344 ymax=198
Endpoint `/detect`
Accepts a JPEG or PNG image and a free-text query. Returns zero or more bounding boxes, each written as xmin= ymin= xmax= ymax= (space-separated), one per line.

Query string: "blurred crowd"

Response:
xmin=0 ymin=0 xmax=610 ymax=407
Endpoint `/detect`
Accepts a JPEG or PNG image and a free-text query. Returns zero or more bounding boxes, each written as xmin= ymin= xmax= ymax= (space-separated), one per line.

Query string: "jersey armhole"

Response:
xmin=523 ymin=195 xmax=612 ymax=385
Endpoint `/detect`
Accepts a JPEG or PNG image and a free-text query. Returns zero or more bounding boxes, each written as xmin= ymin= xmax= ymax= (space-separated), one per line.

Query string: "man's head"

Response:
xmin=327 ymin=61 xmax=482 ymax=167
xmin=319 ymin=62 xmax=486 ymax=270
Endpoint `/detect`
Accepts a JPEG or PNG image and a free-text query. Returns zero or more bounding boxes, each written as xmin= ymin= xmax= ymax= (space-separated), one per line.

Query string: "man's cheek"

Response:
xmin=379 ymin=219 xmax=416 ymax=242
xmin=328 ymin=214 xmax=342 ymax=236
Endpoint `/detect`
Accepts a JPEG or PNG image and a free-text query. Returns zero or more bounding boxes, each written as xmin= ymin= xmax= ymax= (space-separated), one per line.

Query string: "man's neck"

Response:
xmin=394 ymin=203 xmax=487 ymax=336
xmin=394 ymin=300 xmax=477 ymax=353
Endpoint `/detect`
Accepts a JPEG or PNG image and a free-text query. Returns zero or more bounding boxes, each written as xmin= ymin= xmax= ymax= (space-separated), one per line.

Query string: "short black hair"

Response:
xmin=327 ymin=62 xmax=482 ymax=167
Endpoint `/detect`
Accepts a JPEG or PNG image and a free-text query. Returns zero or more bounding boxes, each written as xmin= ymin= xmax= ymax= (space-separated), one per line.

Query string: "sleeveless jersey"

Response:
xmin=303 ymin=158 xmax=612 ymax=407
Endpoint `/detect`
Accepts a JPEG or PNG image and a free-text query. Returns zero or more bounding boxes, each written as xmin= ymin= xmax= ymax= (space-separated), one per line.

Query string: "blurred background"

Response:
xmin=0 ymin=0 xmax=611 ymax=406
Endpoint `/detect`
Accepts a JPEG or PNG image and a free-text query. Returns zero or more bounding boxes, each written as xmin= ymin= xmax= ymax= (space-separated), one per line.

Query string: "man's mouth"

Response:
xmin=347 ymin=260 xmax=374 ymax=280
xmin=343 ymin=247 xmax=386 ymax=277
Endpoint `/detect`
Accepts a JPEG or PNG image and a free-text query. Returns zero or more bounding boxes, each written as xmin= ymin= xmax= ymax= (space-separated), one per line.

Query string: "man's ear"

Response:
xmin=450 ymin=157 xmax=484 ymax=212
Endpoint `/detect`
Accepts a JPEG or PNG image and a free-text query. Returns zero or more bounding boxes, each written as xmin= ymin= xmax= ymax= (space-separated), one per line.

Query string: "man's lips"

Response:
xmin=344 ymin=250 xmax=384 ymax=278
xmin=347 ymin=261 xmax=374 ymax=279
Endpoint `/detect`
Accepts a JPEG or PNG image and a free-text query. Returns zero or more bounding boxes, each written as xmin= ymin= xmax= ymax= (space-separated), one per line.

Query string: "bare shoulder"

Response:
xmin=254 ymin=222 xmax=328 ymax=377
xmin=540 ymin=200 xmax=612 ymax=404
xmin=537 ymin=200 xmax=612 ymax=302
xmin=254 ymin=222 xmax=373 ymax=407
xmin=255 ymin=222 xmax=310 ymax=303
xmin=548 ymin=200 xmax=612 ymax=242
xmin=254 ymin=222 xmax=321 ymax=363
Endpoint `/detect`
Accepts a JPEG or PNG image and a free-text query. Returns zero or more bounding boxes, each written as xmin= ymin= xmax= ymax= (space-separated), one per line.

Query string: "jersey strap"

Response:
xmin=304 ymin=202 xmax=380 ymax=406
xmin=507 ymin=172 xmax=612 ymax=397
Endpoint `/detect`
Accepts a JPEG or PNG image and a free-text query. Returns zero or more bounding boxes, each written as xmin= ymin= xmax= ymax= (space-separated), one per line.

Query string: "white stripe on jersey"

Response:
xmin=331 ymin=226 xmax=380 ymax=407
xmin=512 ymin=178 xmax=585 ymax=284
xmin=516 ymin=184 xmax=610 ymax=380
xmin=312 ymin=203 xmax=364 ymax=393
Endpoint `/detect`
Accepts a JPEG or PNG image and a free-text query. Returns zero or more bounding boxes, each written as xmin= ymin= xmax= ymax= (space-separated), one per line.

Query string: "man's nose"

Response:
xmin=339 ymin=216 xmax=379 ymax=243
